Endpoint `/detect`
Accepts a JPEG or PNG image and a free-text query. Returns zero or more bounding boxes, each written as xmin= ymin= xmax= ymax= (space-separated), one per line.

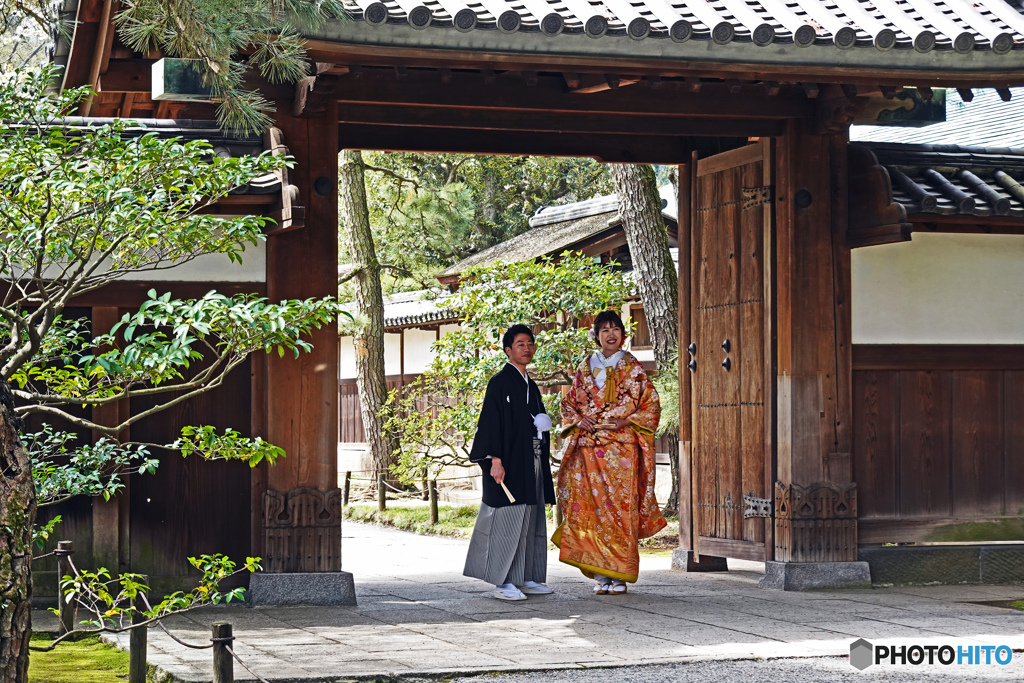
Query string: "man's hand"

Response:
xmin=490 ymin=457 xmax=506 ymax=484
xmin=579 ymin=417 xmax=597 ymax=432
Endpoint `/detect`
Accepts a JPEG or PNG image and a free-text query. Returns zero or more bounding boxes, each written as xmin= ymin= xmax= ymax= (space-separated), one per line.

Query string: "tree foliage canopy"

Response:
xmin=353 ymin=152 xmax=613 ymax=294
xmin=384 ymin=253 xmax=630 ymax=480
xmin=1 ymin=66 xmax=343 ymax=505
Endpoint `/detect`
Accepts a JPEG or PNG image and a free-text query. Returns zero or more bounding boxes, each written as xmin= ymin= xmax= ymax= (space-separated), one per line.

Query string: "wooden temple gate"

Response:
xmin=51 ymin=0 xmax=1024 ymax=596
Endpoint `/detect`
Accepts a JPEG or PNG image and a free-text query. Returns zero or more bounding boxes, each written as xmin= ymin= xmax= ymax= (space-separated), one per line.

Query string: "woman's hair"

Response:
xmin=591 ymin=310 xmax=626 ymax=345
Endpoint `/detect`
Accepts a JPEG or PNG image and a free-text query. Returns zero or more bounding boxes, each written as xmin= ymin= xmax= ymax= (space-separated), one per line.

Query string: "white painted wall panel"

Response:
xmin=339 ymin=337 xmax=357 ymax=379
xmin=405 ymin=329 xmax=439 ymax=374
xmin=852 ymin=232 xmax=1024 ymax=344
xmin=120 ymin=241 xmax=266 ymax=282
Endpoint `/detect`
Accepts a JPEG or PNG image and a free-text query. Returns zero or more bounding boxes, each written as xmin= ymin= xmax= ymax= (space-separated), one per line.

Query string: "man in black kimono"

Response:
xmin=463 ymin=324 xmax=556 ymax=600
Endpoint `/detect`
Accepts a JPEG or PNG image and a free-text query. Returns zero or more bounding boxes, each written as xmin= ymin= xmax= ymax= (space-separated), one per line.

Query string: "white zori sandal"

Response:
xmin=608 ymin=582 xmax=627 ymax=595
xmin=492 ymin=584 xmax=527 ymax=601
xmin=519 ymin=581 xmax=554 ymax=595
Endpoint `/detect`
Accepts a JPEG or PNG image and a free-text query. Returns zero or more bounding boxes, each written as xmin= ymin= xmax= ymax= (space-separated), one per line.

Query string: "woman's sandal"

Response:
xmin=593 ymin=583 xmax=610 ymax=595
xmin=608 ymin=583 xmax=627 ymax=595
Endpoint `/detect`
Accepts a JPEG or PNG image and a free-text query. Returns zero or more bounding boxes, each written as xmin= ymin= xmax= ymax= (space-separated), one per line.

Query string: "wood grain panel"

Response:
xmin=854 ymin=345 xmax=1024 ymax=371
xmin=852 ymin=371 xmax=899 ymax=518
xmin=899 ymin=370 xmax=952 ymax=518
xmin=1005 ymin=372 xmax=1024 ymax=517
xmin=129 ymin=358 xmax=252 ymax=591
xmin=951 ymin=371 xmax=1003 ymax=517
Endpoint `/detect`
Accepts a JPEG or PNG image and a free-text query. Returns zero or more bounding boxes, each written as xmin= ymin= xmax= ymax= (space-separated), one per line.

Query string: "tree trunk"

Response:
xmin=0 ymin=380 xmax=34 ymax=683
xmin=610 ymin=163 xmax=681 ymax=512
xmin=339 ymin=150 xmax=399 ymax=479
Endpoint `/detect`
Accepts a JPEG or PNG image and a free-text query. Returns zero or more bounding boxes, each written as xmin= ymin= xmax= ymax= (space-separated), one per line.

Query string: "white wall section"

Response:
xmin=852 ymin=232 xmax=1024 ymax=344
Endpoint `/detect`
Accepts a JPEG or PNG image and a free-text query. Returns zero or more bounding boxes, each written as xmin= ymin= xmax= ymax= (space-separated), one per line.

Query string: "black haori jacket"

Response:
xmin=469 ymin=364 xmax=556 ymax=508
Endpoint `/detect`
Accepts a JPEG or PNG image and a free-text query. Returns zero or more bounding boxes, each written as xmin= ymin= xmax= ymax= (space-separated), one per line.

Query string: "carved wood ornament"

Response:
xmin=262 ymin=487 xmax=342 ymax=573
xmin=774 ymin=481 xmax=858 ymax=562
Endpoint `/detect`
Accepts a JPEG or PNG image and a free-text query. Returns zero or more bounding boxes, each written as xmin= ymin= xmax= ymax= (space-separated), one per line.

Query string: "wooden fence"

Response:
xmin=852 ymin=345 xmax=1024 ymax=543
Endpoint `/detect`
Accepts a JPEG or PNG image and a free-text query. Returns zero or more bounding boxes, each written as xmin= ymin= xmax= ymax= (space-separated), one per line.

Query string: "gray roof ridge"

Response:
xmin=528 ymin=194 xmax=620 ymax=227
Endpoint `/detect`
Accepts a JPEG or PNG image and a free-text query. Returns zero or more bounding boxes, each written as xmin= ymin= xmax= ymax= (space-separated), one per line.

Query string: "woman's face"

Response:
xmin=597 ymin=322 xmax=623 ymax=355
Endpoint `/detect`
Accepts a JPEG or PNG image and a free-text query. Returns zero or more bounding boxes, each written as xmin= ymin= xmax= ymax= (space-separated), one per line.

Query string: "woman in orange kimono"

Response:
xmin=554 ymin=310 xmax=666 ymax=594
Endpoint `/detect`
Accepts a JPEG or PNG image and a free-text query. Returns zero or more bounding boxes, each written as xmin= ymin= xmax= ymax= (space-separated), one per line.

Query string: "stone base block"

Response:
xmin=248 ymin=571 xmax=356 ymax=606
xmin=759 ymin=561 xmax=871 ymax=591
xmin=671 ymin=549 xmax=729 ymax=572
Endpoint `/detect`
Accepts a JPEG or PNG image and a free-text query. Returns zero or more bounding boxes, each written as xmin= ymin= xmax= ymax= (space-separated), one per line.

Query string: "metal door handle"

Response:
xmin=688 ymin=359 xmax=697 ymax=372
xmin=721 ymin=358 xmax=731 ymax=371
xmin=721 ymin=339 xmax=731 ymax=353
xmin=687 ymin=342 xmax=697 ymax=357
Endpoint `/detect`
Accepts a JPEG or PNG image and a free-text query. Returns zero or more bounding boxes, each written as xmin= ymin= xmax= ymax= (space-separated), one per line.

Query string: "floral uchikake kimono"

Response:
xmin=553 ymin=350 xmax=666 ymax=583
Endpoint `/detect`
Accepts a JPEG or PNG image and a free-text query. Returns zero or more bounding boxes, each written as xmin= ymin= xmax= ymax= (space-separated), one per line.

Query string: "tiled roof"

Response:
xmin=853 ymin=87 xmax=1024 ymax=148
xmin=862 ymin=142 xmax=1024 ymax=218
xmin=344 ymin=0 xmax=1024 ymax=53
xmin=442 ymin=189 xmax=676 ymax=276
xmin=19 ymin=118 xmax=280 ymax=195
xmin=340 ymin=290 xmax=457 ymax=329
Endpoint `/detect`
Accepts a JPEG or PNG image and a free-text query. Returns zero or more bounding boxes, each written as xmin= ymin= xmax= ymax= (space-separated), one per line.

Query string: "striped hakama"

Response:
xmin=463 ymin=439 xmax=548 ymax=585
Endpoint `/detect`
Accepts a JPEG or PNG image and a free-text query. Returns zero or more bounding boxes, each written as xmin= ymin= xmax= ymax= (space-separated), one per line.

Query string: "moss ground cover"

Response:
xmin=29 ymin=634 xmax=138 ymax=683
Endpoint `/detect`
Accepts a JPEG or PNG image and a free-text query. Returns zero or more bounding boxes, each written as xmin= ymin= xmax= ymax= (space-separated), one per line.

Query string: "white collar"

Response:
xmin=591 ymin=349 xmax=625 ymax=370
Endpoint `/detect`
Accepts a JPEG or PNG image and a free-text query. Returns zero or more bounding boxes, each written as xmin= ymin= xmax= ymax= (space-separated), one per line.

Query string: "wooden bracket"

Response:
xmin=846 ymin=145 xmax=911 ymax=248
xmin=263 ymin=127 xmax=305 ymax=235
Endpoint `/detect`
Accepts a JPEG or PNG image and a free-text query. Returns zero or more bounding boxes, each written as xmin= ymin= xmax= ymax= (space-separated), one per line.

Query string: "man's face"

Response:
xmin=504 ymin=333 xmax=536 ymax=367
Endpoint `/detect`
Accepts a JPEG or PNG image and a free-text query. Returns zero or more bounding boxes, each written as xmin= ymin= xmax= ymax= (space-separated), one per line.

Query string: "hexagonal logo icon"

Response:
xmin=850 ymin=638 xmax=874 ymax=670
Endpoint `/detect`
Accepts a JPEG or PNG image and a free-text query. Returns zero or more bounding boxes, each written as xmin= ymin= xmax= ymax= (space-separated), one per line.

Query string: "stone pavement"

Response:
xmin=34 ymin=521 xmax=1024 ymax=682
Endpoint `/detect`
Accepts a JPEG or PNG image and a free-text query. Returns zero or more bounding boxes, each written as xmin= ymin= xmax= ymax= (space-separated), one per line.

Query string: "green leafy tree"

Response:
xmin=383 ymin=253 xmax=630 ymax=482
xmin=352 ymin=153 xmax=613 ymax=295
xmin=0 ymin=68 xmax=343 ymax=681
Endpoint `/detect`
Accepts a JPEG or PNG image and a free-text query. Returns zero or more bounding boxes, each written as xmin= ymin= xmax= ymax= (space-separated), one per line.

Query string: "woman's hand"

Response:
xmin=490 ymin=457 xmax=506 ymax=484
xmin=578 ymin=417 xmax=597 ymax=433
xmin=600 ymin=417 xmax=632 ymax=431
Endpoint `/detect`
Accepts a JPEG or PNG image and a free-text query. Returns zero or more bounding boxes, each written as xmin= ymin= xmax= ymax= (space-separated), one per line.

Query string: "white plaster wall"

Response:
xmin=339 ymin=337 xmax=357 ymax=379
xmin=852 ymin=232 xmax=1024 ymax=344
xmin=120 ymin=241 xmax=266 ymax=281
xmin=384 ymin=333 xmax=402 ymax=375
xmin=404 ymin=328 xmax=439 ymax=374
xmin=440 ymin=324 xmax=461 ymax=337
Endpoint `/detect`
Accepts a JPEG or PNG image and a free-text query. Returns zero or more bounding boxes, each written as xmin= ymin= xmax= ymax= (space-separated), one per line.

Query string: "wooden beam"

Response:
xmin=997 ymin=87 xmax=1013 ymax=101
xmin=266 ymin=104 xmax=340 ymax=496
xmin=775 ymin=120 xmax=851 ymax=489
xmin=96 ymin=59 xmax=155 ymax=93
xmin=327 ymin=70 xmax=813 ymax=119
xmin=956 ymin=87 xmax=974 ymax=102
xmin=302 ymin=37 xmax=1024 ymax=88
xmin=802 ymin=82 xmax=820 ymax=99
xmin=339 ymin=123 xmax=695 ymax=164
xmin=336 ymin=103 xmax=785 ymax=137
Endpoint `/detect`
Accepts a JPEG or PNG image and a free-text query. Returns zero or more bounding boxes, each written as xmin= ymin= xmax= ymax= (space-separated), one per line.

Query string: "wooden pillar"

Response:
xmin=676 ymin=157 xmax=693 ymax=550
xmin=258 ymin=101 xmax=341 ymax=573
xmin=91 ymin=306 xmax=130 ymax=575
xmin=773 ymin=120 xmax=856 ymax=563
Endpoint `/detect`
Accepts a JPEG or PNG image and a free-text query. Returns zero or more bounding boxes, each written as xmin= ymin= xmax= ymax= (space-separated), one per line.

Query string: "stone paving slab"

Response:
xmin=32 ymin=521 xmax=1024 ymax=682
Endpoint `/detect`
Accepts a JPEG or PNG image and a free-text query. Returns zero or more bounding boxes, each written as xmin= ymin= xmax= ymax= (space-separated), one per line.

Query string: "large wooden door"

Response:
xmin=691 ymin=140 xmax=774 ymax=561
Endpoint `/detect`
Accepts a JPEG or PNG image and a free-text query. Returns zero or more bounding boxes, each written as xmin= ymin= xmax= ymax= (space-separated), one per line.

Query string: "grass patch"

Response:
xmin=924 ymin=518 xmax=1024 ymax=542
xmin=29 ymin=634 xmax=136 ymax=683
xmin=1010 ymin=601 xmax=1024 ymax=611
xmin=344 ymin=502 xmax=680 ymax=553
xmin=344 ymin=503 xmax=480 ymax=538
